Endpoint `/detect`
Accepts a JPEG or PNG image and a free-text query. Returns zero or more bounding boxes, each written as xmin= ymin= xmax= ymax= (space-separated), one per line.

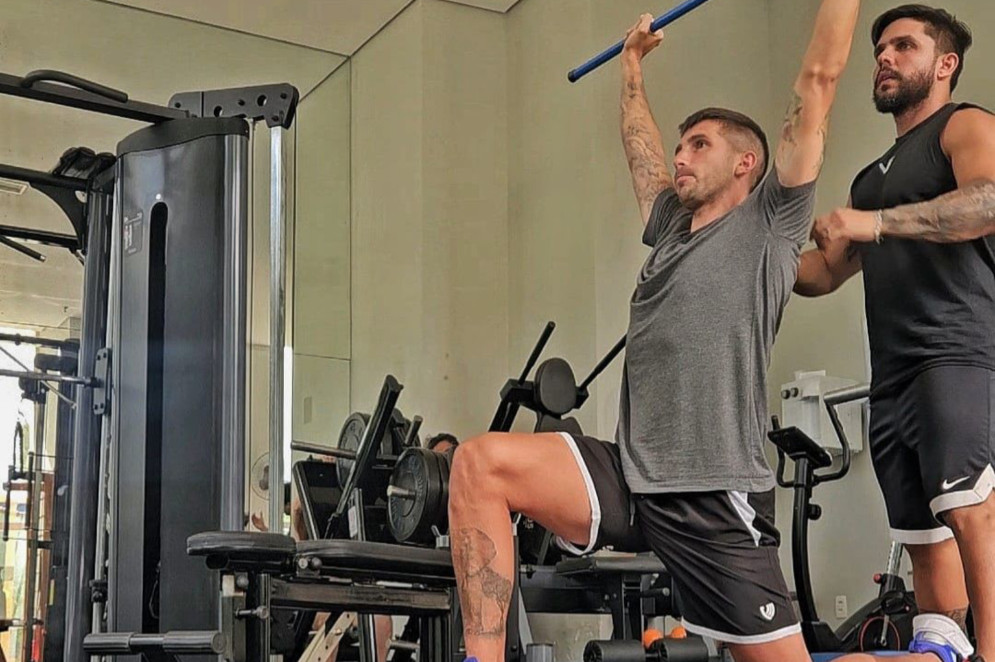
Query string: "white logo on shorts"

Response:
xmin=760 ymin=603 xmax=776 ymax=622
xmin=941 ymin=476 xmax=971 ymax=491
xmin=879 ymin=156 xmax=896 ymax=175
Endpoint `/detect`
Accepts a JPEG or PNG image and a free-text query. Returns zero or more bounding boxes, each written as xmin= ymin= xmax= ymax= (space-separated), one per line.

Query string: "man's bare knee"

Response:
xmin=449 ymin=434 xmax=517 ymax=518
xmin=944 ymin=492 xmax=995 ymax=537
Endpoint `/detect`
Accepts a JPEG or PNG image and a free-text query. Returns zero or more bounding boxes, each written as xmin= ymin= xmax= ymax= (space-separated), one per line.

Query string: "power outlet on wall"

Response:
xmin=835 ymin=595 xmax=848 ymax=619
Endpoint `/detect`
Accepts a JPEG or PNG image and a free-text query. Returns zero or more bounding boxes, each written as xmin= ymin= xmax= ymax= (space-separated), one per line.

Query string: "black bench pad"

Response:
xmin=555 ymin=553 xmax=666 ymax=576
xmin=188 ymin=532 xmax=297 ymax=557
xmin=187 ymin=532 xmax=297 ymax=571
xmin=296 ymin=540 xmax=455 ymax=579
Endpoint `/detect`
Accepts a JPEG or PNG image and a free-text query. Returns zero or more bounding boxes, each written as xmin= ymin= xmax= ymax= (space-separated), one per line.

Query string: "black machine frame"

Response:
xmin=0 ymin=68 xmax=300 ymax=662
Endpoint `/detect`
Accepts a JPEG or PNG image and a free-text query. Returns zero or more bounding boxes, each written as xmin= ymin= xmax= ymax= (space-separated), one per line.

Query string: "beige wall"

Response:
xmin=350 ymin=0 xmax=509 ymax=438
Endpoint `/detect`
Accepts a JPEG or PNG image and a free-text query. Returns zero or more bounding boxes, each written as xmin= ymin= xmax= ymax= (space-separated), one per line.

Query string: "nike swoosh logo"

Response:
xmin=941 ymin=476 xmax=971 ymax=491
xmin=879 ymin=156 xmax=896 ymax=175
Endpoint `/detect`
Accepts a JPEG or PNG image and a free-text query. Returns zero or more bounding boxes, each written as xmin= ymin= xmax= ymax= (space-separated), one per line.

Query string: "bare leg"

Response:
xmin=449 ymin=433 xmax=594 ymax=662
xmin=906 ymin=539 xmax=970 ymax=628
xmin=374 ymin=615 xmax=392 ymax=662
xmin=946 ymin=494 xmax=995 ymax=661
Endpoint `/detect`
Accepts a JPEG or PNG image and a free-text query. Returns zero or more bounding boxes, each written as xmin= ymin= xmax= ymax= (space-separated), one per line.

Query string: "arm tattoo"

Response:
xmin=880 ymin=181 xmax=995 ymax=242
xmin=781 ymin=93 xmax=804 ymax=147
xmin=451 ymin=527 xmax=513 ymax=638
xmin=620 ymin=75 xmax=672 ymax=216
xmin=779 ymin=92 xmax=828 ymax=174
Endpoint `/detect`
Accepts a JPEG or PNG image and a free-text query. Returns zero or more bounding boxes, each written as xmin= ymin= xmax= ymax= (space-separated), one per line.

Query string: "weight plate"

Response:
xmin=388 ymin=448 xmax=445 ymax=543
xmin=336 ymin=412 xmax=371 ymax=489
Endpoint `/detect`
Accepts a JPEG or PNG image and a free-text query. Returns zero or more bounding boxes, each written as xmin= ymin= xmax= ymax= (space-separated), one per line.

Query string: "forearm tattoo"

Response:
xmin=451 ymin=527 xmax=513 ymax=638
xmin=621 ymin=76 xmax=671 ymax=214
xmin=880 ymin=180 xmax=995 ymax=242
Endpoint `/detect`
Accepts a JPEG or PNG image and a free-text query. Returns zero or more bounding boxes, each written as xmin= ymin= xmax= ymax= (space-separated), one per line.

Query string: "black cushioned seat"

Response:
xmin=187 ymin=532 xmax=297 ymax=571
xmin=554 ymin=553 xmax=666 ymax=576
xmin=296 ymin=540 xmax=455 ymax=581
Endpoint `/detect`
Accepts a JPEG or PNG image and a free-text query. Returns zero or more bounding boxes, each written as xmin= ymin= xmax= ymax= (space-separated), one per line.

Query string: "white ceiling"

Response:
xmin=100 ymin=0 xmax=523 ymax=56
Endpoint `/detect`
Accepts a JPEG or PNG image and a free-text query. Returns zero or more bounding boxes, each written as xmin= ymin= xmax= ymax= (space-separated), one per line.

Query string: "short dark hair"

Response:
xmin=871 ymin=5 xmax=972 ymax=91
xmin=678 ymin=108 xmax=769 ymax=190
xmin=426 ymin=433 xmax=459 ymax=451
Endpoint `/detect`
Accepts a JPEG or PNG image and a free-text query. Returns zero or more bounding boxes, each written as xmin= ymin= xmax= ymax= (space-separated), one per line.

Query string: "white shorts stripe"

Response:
xmin=552 ymin=432 xmax=601 ymax=556
xmin=889 ymin=526 xmax=954 ymax=545
xmin=930 ymin=464 xmax=995 ymax=517
xmin=681 ymin=618 xmax=802 ymax=645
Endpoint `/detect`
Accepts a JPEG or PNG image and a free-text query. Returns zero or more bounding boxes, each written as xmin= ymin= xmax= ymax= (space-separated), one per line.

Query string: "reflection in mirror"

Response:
xmin=247 ymin=60 xmax=353 ymax=535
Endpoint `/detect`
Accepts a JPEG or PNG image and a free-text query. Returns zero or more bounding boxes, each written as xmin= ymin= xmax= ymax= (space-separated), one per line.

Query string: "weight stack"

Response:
xmin=106 ymin=117 xmax=249 ymax=660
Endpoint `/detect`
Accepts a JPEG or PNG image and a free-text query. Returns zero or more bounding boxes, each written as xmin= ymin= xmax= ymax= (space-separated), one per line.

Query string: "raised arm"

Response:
xmin=620 ymin=14 xmax=673 ymax=227
xmin=775 ymin=0 xmax=861 ymax=187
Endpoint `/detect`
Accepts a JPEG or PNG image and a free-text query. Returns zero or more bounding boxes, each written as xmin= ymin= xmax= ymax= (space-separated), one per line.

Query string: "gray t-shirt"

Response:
xmin=616 ymin=171 xmax=816 ymax=494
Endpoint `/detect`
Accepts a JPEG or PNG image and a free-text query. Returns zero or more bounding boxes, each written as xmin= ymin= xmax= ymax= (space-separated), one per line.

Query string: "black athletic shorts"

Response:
xmin=869 ymin=365 xmax=995 ymax=545
xmin=555 ymin=432 xmax=800 ymax=645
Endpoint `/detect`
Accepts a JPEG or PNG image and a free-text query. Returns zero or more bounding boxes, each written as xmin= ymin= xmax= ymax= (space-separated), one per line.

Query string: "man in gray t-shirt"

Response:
xmin=618 ymin=169 xmax=814 ymax=495
xmin=447 ymin=3 xmax=861 ymax=661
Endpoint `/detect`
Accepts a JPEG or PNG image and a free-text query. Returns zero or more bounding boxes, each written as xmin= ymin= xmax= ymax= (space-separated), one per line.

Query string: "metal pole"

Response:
xmin=0 ymin=345 xmax=77 ymax=408
xmin=64 ymin=183 xmax=113 ymax=662
xmin=268 ymin=126 xmax=287 ymax=534
xmin=220 ymin=134 xmax=248 ymax=532
xmin=22 ymin=451 xmax=39 ymax=662
xmin=0 ymin=164 xmax=88 ymax=192
xmin=0 ymin=333 xmax=79 ymax=352
xmin=0 ymin=368 xmax=95 ymax=387
xmin=23 ymin=402 xmax=46 ymax=660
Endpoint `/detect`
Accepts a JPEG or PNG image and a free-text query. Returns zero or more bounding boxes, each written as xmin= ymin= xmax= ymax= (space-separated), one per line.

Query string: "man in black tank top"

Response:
xmin=795 ymin=5 xmax=995 ymax=662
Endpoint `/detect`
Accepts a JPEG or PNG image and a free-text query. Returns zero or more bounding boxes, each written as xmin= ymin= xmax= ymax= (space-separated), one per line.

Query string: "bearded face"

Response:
xmin=873 ymin=65 xmax=934 ymax=114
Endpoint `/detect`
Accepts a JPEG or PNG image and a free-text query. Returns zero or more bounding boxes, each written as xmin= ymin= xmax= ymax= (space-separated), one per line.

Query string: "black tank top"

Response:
xmin=850 ymin=103 xmax=995 ymax=395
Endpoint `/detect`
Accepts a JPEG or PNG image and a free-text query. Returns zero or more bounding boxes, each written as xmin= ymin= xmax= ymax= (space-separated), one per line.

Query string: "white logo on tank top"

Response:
xmin=879 ymin=156 xmax=896 ymax=175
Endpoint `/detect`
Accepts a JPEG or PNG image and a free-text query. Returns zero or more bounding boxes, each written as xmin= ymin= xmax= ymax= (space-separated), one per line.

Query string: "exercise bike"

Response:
xmin=769 ymin=384 xmax=917 ymax=655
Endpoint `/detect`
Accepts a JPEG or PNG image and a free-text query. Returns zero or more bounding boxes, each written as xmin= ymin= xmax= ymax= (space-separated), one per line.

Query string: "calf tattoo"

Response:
xmin=941 ymin=607 xmax=970 ymax=633
xmin=452 ymin=527 xmax=513 ymax=637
